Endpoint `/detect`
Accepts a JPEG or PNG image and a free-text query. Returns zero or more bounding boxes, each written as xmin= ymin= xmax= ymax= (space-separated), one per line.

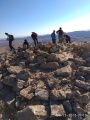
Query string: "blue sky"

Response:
xmin=0 ymin=0 xmax=90 ymax=38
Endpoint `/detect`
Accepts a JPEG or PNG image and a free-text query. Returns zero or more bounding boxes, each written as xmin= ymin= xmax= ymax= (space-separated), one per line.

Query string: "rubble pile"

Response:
xmin=0 ymin=42 xmax=90 ymax=120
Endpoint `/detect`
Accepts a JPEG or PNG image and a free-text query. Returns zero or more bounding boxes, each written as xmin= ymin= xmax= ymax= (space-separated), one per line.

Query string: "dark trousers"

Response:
xmin=33 ymin=38 xmax=38 ymax=46
xmin=9 ymin=40 xmax=15 ymax=50
xmin=52 ymin=39 xmax=56 ymax=44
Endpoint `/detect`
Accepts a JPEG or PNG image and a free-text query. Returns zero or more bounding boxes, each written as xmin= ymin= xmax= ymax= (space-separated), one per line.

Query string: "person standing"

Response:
xmin=51 ymin=30 xmax=56 ymax=44
xmin=31 ymin=32 xmax=38 ymax=46
xmin=5 ymin=33 xmax=15 ymax=51
xmin=56 ymin=27 xmax=64 ymax=43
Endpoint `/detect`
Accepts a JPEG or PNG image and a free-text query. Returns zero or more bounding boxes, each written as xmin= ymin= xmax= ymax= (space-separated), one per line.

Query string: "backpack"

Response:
xmin=10 ymin=35 xmax=14 ymax=41
xmin=32 ymin=32 xmax=37 ymax=37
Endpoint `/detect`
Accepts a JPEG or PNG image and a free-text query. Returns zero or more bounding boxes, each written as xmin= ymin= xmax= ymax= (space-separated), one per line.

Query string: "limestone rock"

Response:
xmin=75 ymin=80 xmax=90 ymax=90
xmin=50 ymin=46 xmax=59 ymax=53
xmin=16 ymin=70 xmax=31 ymax=81
xmin=1 ymin=74 xmax=16 ymax=87
xmin=78 ymin=92 xmax=90 ymax=105
xmin=50 ymin=104 xmax=66 ymax=117
xmin=18 ymin=47 xmax=23 ymax=52
xmin=47 ymin=53 xmax=58 ymax=62
xmin=35 ymin=88 xmax=49 ymax=101
xmin=79 ymin=66 xmax=90 ymax=74
xmin=41 ymin=62 xmax=59 ymax=69
xmin=23 ymin=50 xmax=34 ymax=58
xmin=20 ymin=86 xmax=34 ymax=100
xmin=15 ymin=106 xmax=37 ymax=120
xmin=63 ymin=100 xmax=73 ymax=114
xmin=14 ymin=79 xmax=25 ymax=91
xmin=0 ymin=86 xmax=15 ymax=108
xmin=37 ymin=56 xmax=47 ymax=64
xmin=37 ymin=50 xmax=49 ymax=57
xmin=7 ymin=66 xmax=22 ymax=74
xmin=55 ymin=65 xmax=72 ymax=76
xmin=74 ymin=57 xmax=86 ymax=65
xmin=73 ymin=103 xmax=87 ymax=114
xmin=51 ymin=89 xmax=66 ymax=100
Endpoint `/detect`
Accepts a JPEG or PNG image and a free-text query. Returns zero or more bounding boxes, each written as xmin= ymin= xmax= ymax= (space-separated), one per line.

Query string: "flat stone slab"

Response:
xmin=50 ymin=104 xmax=66 ymax=117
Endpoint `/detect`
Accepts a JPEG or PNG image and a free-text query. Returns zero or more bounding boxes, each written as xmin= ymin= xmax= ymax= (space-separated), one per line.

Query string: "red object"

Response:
xmin=32 ymin=32 xmax=37 ymax=37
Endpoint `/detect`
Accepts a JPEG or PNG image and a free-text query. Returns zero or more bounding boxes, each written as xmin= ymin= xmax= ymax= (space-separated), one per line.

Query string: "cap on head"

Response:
xmin=24 ymin=39 xmax=27 ymax=42
xmin=5 ymin=33 xmax=8 ymax=35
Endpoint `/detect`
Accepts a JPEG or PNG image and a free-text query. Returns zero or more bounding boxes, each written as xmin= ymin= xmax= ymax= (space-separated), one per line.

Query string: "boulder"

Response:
xmin=74 ymin=58 xmax=86 ymax=66
xmin=20 ymin=86 xmax=34 ymax=100
xmin=36 ymin=80 xmax=46 ymax=89
xmin=23 ymin=50 xmax=34 ymax=58
xmin=41 ymin=62 xmax=59 ymax=69
xmin=14 ymin=79 xmax=25 ymax=91
xmin=75 ymin=80 xmax=90 ymax=90
xmin=15 ymin=106 xmax=37 ymax=120
xmin=50 ymin=88 xmax=71 ymax=100
xmin=1 ymin=74 xmax=16 ymax=87
xmin=72 ymin=103 xmax=87 ymax=114
xmin=16 ymin=70 xmax=31 ymax=81
xmin=37 ymin=50 xmax=49 ymax=58
xmin=35 ymin=88 xmax=49 ymax=101
xmin=37 ymin=56 xmax=47 ymax=64
xmin=50 ymin=104 xmax=66 ymax=117
xmin=18 ymin=47 xmax=23 ymax=52
xmin=79 ymin=66 xmax=90 ymax=74
xmin=7 ymin=66 xmax=22 ymax=74
xmin=63 ymin=100 xmax=73 ymax=114
xmin=28 ymin=105 xmax=48 ymax=119
xmin=78 ymin=92 xmax=90 ymax=105
xmin=58 ymin=52 xmax=73 ymax=63
xmin=47 ymin=53 xmax=58 ymax=62
xmin=55 ymin=65 xmax=72 ymax=76
xmin=50 ymin=46 xmax=59 ymax=53
xmin=0 ymin=86 xmax=15 ymax=108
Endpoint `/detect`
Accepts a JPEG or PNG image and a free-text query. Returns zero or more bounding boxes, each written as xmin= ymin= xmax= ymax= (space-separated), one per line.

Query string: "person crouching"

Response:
xmin=23 ymin=39 xmax=29 ymax=50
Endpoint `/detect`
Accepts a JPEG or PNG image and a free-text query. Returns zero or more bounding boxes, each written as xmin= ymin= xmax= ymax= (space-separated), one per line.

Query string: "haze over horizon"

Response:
xmin=0 ymin=0 xmax=90 ymax=39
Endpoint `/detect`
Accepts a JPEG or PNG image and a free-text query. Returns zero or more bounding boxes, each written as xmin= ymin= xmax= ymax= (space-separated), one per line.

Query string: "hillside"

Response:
xmin=0 ymin=41 xmax=90 ymax=120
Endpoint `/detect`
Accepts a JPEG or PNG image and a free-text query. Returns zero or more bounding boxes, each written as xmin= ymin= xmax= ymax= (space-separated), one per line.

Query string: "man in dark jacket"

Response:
xmin=56 ymin=27 xmax=64 ymax=43
xmin=5 ymin=33 xmax=15 ymax=51
xmin=31 ymin=32 xmax=38 ymax=46
xmin=64 ymin=34 xmax=71 ymax=43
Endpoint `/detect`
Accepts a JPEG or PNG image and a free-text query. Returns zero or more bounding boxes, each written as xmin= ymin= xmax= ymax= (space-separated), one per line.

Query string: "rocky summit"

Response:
xmin=0 ymin=41 xmax=90 ymax=120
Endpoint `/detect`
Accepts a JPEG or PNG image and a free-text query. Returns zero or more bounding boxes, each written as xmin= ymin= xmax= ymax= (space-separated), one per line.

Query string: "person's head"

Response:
xmin=59 ymin=27 xmax=62 ymax=30
xmin=24 ymin=39 xmax=27 ymax=42
xmin=53 ymin=30 xmax=55 ymax=32
xmin=5 ymin=33 xmax=8 ymax=35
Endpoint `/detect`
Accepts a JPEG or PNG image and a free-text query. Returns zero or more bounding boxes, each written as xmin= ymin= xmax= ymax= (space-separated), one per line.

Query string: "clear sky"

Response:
xmin=0 ymin=0 xmax=90 ymax=38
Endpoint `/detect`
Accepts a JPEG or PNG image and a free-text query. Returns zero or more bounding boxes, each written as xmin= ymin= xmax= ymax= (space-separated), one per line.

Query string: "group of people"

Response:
xmin=51 ymin=27 xmax=71 ymax=44
xmin=5 ymin=27 xmax=71 ymax=52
